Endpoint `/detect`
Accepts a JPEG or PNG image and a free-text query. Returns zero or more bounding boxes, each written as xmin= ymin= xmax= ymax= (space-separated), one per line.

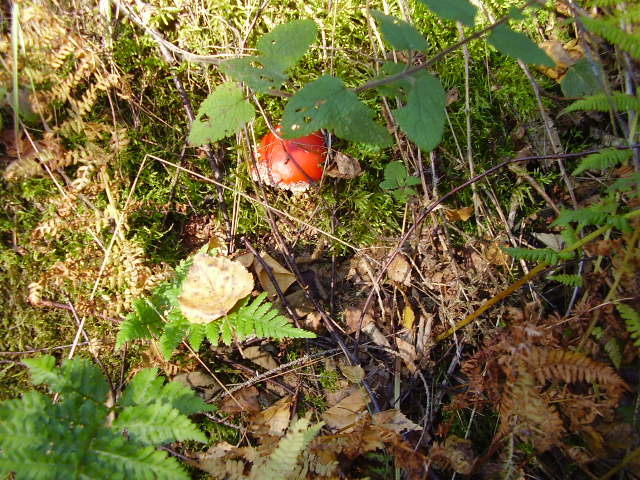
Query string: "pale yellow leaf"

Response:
xmin=178 ymin=254 xmax=254 ymax=324
xmin=372 ymin=409 xmax=422 ymax=432
xmin=250 ymin=396 xmax=292 ymax=437
xmin=340 ymin=364 xmax=365 ymax=384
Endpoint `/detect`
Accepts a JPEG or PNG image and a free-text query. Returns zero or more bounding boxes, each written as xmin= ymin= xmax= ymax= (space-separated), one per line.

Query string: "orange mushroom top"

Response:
xmin=252 ymin=126 xmax=326 ymax=192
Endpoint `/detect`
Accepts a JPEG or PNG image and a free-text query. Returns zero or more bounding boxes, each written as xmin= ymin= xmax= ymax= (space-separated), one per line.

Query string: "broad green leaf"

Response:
xmin=488 ymin=24 xmax=554 ymax=67
xmin=220 ymin=56 xmax=287 ymax=93
xmin=257 ymin=19 xmax=317 ymax=72
xmin=374 ymin=61 xmax=412 ymax=97
xmin=369 ymin=10 xmax=428 ymax=51
xmin=417 ymin=0 xmax=477 ymax=26
xmin=561 ymin=58 xmax=602 ymax=97
xmin=393 ymin=73 xmax=445 ymax=151
xmin=282 ymin=76 xmax=392 ymax=146
xmin=188 ymin=83 xmax=255 ymax=146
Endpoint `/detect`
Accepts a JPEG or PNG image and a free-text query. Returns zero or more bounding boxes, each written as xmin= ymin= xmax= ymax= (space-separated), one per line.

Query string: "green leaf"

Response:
xmin=580 ymin=16 xmax=640 ymax=58
xmin=158 ymin=313 xmax=189 ymax=360
xmin=572 ymin=148 xmax=632 ymax=175
xmin=188 ymin=323 xmax=206 ymax=351
xmin=256 ymin=19 xmax=318 ymax=72
xmin=488 ymin=24 xmax=554 ymax=66
xmin=617 ymin=303 xmax=640 ymax=347
xmin=561 ymin=58 xmax=602 ymax=97
xmin=116 ymin=298 xmax=164 ymax=349
xmin=416 ymin=0 xmax=477 ymax=26
xmin=188 ymin=83 xmax=255 ymax=146
xmin=562 ymin=92 xmax=640 ymax=114
xmin=394 ymin=73 xmax=445 ymax=151
xmin=114 ymin=403 xmax=207 ymax=445
xmin=281 ymin=75 xmax=392 ymax=146
xmin=206 ymin=321 xmax=221 ymax=346
xmin=381 ymin=161 xmax=407 ymax=189
xmin=369 ymin=10 xmax=428 ymax=51
xmin=547 ymin=274 xmax=583 ymax=287
xmin=220 ymin=57 xmax=286 ymax=93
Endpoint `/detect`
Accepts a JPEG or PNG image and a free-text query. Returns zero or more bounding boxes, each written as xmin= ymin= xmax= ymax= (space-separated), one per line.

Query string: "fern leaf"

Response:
xmin=617 ymin=303 xmax=640 ymax=347
xmin=24 ymin=356 xmax=108 ymax=404
xmin=158 ymin=311 xmax=189 ymax=360
xmin=502 ymin=247 xmax=561 ymax=264
xmin=158 ymin=381 xmax=216 ymax=416
xmin=206 ymin=321 xmax=221 ymax=346
xmin=119 ymin=368 xmax=164 ymax=407
xmin=580 ymin=16 xmax=640 ymax=58
xmin=92 ymin=440 xmax=190 ymax=480
xmin=188 ymin=323 xmax=206 ymax=351
xmin=116 ymin=298 xmax=164 ymax=349
xmin=608 ymin=172 xmax=640 ymax=194
xmin=572 ymin=148 xmax=632 ymax=175
xmin=563 ymin=92 xmax=640 ymax=114
xmin=547 ymin=274 xmax=583 ymax=287
xmin=234 ymin=294 xmax=316 ymax=340
xmin=252 ymin=418 xmax=323 ymax=480
xmin=113 ymin=402 xmax=207 ymax=445
xmin=552 ymin=202 xmax=616 ymax=230
xmin=221 ymin=316 xmax=234 ymax=345
xmin=604 ymin=338 xmax=622 ymax=369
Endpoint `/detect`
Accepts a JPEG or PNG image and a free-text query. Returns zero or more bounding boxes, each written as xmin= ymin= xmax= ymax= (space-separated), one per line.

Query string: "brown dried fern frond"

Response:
xmin=526 ymin=347 xmax=629 ymax=401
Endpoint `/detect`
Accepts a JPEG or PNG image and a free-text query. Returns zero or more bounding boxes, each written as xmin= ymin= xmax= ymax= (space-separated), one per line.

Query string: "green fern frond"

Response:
xmin=113 ymin=402 xmax=207 ymax=444
xmin=1 ymin=358 xmax=209 ymax=479
xmin=617 ymin=303 xmax=640 ymax=347
xmin=159 ymin=312 xmax=189 ymax=360
xmin=503 ymin=247 xmax=563 ymax=264
xmin=240 ymin=293 xmax=316 ymax=340
xmin=562 ymin=92 xmax=640 ymax=115
xmin=24 ymin=355 xmax=108 ymax=403
xmin=116 ymin=298 xmax=164 ymax=349
xmin=547 ymin=274 xmax=583 ymax=287
xmin=606 ymin=214 xmax=631 ymax=232
xmin=188 ymin=323 xmax=206 ymax=351
xmin=608 ymin=172 xmax=640 ymax=194
xmin=604 ymin=338 xmax=622 ymax=369
xmin=573 ymin=148 xmax=632 ymax=175
xmin=119 ymin=367 xmax=214 ymax=415
xmin=552 ymin=202 xmax=616 ymax=230
xmin=580 ymin=16 xmax=640 ymax=58
xmin=252 ymin=418 xmax=323 ymax=480
xmin=206 ymin=321 xmax=222 ymax=346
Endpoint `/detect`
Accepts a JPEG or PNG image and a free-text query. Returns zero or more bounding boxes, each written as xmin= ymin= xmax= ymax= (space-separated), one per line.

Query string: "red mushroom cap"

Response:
xmin=252 ymin=126 xmax=326 ymax=191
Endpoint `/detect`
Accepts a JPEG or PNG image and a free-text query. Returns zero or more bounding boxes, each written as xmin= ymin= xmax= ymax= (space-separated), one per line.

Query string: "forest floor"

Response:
xmin=0 ymin=0 xmax=639 ymax=479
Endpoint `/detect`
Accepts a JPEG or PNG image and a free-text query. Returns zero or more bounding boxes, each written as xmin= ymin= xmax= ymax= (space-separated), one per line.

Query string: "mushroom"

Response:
xmin=251 ymin=126 xmax=326 ymax=192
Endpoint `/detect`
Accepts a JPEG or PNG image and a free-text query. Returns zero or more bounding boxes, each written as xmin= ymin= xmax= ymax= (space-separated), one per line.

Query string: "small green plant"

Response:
xmin=379 ymin=161 xmax=422 ymax=202
xmin=0 ymin=356 xmax=214 ymax=479
xmin=116 ymin=249 xmax=315 ymax=360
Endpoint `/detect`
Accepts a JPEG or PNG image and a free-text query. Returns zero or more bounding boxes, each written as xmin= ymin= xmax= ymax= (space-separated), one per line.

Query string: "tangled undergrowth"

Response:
xmin=0 ymin=0 xmax=638 ymax=478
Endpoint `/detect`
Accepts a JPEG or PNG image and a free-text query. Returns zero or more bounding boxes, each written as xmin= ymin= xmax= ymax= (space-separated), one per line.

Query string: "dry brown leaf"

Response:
xmin=322 ymin=388 xmax=368 ymax=431
xmin=234 ymin=251 xmax=254 ymax=268
xmin=484 ymin=242 xmax=509 ymax=267
xmin=372 ymin=409 xmax=422 ymax=432
xmin=444 ymin=206 xmax=474 ymax=222
xmin=340 ymin=364 xmax=365 ymax=384
xmin=387 ymin=253 xmax=412 ymax=286
xmin=242 ymin=346 xmax=279 ymax=371
xmin=396 ymin=336 xmax=418 ymax=373
xmin=220 ymin=386 xmax=261 ymax=415
xmin=363 ymin=322 xmax=392 ymax=348
xmin=344 ymin=306 xmax=374 ymax=333
xmin=325 ymin=151 xmax=362 ymax=179
xmin=253 ymin=252 xmax=296 ymax=297
xmin=178 ymin=254 xmax=254 ymax=324
xmin=250 ymin=396 xmax=292 ymax=437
